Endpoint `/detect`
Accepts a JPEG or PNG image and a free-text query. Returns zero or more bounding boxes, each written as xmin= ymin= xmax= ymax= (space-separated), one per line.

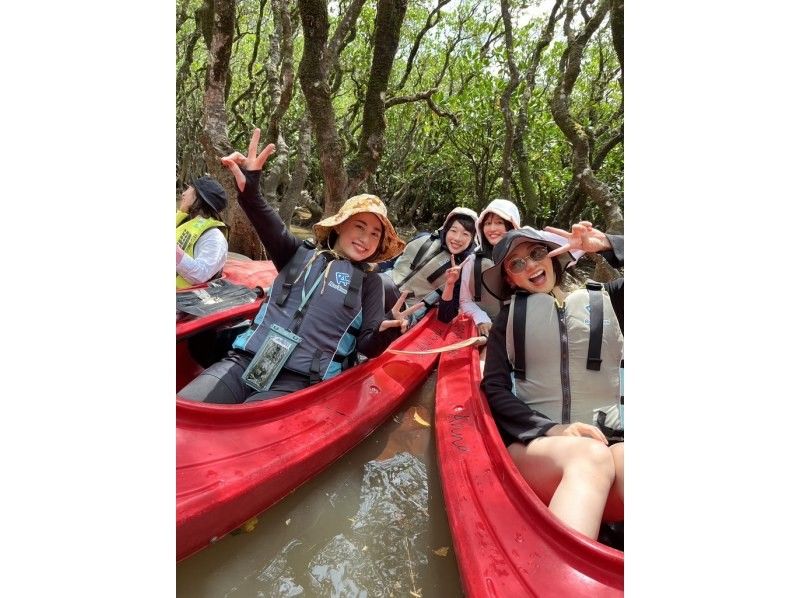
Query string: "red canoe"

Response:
xmin=176 ymin=257 xmax=278 ymax=342
xmin=176 ymin=258 xmax=278 ymax=390
xmin=176 ymin=306 xmax=450 ymax=562
xmin=434 ymin=316 xmax=624 ymax=597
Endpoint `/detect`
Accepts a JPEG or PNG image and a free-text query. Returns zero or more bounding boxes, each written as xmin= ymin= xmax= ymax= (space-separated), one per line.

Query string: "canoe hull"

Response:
xmin=176 ymin=310 xmax=449 ymax=562
xmin=435 ymin=316 xmax=624 ymax=597
xmin=176 ymin=258 xmax=278 ymax=342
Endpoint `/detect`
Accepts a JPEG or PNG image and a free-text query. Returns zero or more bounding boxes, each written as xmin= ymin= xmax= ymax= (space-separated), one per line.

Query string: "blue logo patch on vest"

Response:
xmin=336 ymin=272 xmax=351 ymax=286
xmin=583 ymin=302 xmax=610 ymax=326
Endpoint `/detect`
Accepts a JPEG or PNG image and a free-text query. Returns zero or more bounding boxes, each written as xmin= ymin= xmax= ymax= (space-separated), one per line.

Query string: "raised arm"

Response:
xmin=544 ymin=221 xmax=623 ymax=268
xmin=221 ymin=128 xmax=300 ymax=270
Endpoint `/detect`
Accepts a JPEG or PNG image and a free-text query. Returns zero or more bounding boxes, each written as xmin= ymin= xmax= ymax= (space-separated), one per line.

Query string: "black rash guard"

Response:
xmin=237 ymin=169 xmax=401 ymax=358
xmin=480 ymin=235 xmax=624 ymax=445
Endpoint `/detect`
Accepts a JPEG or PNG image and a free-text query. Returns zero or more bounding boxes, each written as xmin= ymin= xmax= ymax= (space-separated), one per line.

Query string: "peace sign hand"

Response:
xmin=443 ymin=254 xmax=463 ymax=288
xmin=379 ymin=291 xmax=425 ymax=334
xmin=544 ymin=221 xmax=611 ymax=258
xmin=220 ymin=128 xmax=276 ymax=192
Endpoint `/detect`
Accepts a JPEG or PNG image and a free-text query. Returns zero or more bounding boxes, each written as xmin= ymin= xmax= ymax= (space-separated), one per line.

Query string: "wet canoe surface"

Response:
xmin=435 ymin=315 xmax=624 ymax=597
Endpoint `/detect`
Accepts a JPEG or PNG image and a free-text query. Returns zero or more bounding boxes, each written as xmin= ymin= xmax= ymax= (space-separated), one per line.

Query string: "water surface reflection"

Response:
xmin=176 ymin=373 xmax=464 ymax=597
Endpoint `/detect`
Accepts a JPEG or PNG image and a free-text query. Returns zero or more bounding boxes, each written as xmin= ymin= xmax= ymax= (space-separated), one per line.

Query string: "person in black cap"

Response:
xmin=479 ymin=221 xmax=624 ymax=542
xmin=176 ymin=176 xmax=229 ymax=288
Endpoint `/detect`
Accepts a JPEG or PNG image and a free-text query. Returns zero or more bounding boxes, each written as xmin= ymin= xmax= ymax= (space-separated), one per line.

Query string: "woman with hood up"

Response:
xmin=381 ymin=207 xmax=479 ymax=324
xmin=178 ymin=128 xmax=420 ymax=403
xmin=457 ymin=198 xmax=521 ymax=336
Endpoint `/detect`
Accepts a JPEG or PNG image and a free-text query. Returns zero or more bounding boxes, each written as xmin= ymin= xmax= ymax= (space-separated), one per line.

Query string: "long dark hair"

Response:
xmin=186 ymin=190 xmax=228 ymax=239
xmin=188 ymin=196 xmax=222 ymax=222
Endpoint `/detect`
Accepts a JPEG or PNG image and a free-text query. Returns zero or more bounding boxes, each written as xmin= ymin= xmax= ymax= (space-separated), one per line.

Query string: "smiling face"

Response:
xmin=503 ymin=241 xmax=556 ymax=294
xmin=333 ymin=212 xmax=384 ymax=261
xmin=481 ymin=213 xmax=511 ymax=248
xmin=444 ymin=219 xmax=474 ymax=254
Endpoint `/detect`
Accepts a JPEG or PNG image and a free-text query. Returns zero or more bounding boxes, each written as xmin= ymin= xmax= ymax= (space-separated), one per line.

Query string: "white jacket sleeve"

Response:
xmin=176 ymin=228 xmax=228 ymax=285
xmin=459 ymin=254 xmax=491 ymax=326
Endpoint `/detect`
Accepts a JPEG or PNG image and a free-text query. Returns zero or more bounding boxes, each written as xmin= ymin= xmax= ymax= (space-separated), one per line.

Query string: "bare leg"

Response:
xmin=508 ymin=437 xmax=615 ymax=540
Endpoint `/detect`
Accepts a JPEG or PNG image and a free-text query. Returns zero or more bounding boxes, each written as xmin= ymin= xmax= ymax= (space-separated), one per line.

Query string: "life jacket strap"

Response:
xmin=473 ymin=252 xmax=490 ymax=301
xmin=586 ymin=281 xmax=604 ymax=371
xmin=276 ymin=241 xmax=315 ymax=307
xmin=410 ymin=234 xmax=436 ymax=270
xmin=309 ymin=349 xmax=322 ymax=384
xmin=512 ymin=292 xmax=528 ymax=380
xmin=344 ymin=268 xmax=364 ymax=309
xmin=426 ymin=259 xmax=451 ymax=284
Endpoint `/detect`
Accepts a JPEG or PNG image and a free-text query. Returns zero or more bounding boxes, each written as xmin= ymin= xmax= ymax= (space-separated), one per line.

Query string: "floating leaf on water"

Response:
xmin=242 ymin=516 xmax=259 ymax=533
xmin=433 ymin=547 xmax=449 ymax=557
xmin=410 ymin=591 xmax=422 ymax=597
xmin=413 ymin=410 xmax=430 ymax=427
xmin=285 ymin=518 xmax=291 ymax=526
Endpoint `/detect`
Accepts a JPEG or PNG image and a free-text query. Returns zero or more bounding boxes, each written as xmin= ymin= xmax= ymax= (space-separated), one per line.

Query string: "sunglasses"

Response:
xmin=505 ymin=244 xmax=550 ymax=274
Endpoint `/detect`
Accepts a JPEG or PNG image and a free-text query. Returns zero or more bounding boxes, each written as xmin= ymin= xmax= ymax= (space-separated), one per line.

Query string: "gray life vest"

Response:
xmin=388 ymin=233 xmax=452 ymax=300
xmin=505 ymin=283 xmax=623 ymax=425
xmin=232 ymin=241 xmax=367 ymax=382
xmin=468 ymin=251 xmax=502 ymax=320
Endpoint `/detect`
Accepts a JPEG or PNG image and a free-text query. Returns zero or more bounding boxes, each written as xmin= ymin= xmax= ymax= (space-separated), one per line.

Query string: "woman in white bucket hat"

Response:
xmin=458 ymin=198 xmax=521 ymax=337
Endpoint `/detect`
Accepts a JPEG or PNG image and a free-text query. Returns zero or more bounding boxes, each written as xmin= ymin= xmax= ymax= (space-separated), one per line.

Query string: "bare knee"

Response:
xmin=563 ymin=440 xmax=615 ymax=486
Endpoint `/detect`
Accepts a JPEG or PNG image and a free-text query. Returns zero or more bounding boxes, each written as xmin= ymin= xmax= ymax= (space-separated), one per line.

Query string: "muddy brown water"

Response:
xmin=176 ymin=372 xmax=465 ymax=597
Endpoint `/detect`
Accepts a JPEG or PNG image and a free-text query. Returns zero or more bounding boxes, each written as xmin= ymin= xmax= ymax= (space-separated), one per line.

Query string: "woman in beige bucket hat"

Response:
xmin=178 ymin=128 xmax=420 ymax=404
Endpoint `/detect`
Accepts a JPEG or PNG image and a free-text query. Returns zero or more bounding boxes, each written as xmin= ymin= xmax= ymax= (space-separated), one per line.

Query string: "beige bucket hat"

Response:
xmin=312 ymin=194 xmax=406 ymax=262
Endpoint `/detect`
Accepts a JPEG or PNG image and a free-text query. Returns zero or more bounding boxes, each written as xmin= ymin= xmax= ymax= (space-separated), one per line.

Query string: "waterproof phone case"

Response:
xmin=241 ymin=324 xmax=302 ymax=392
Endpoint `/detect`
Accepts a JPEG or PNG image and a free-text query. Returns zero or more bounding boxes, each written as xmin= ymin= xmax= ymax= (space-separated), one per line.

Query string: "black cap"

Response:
xmin=192 ymin=176 xmax=227 ymax=213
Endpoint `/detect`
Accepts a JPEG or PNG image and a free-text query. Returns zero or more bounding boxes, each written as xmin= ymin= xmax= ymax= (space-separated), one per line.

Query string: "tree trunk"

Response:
xmin=298 ymin=0 xmax=350 ymax=215
xmin=498 ymin=0 xmax=520 ymax=200
xmin=299 ymin=0 xmax=408 ymax=216
xmin=514 ymin=0 xmax=563 ymax=219
xmin=197 ymin=0 xmax=263 ymax=258
xmin=610 ymin=0 xmax=623 ymax=88
xmin=550 ymin=0 xmax=623 ymax=234
xmin=279 ymin=116 xmax=313 ymax=223
xmin=346 ymin=0 xmax=409 ymax=197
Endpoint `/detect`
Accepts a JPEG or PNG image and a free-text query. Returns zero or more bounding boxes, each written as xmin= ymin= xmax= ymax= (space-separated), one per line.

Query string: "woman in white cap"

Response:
xmin=176 ymin=176 xmax=229 ymax=288
xmin=458 ymin=198 xmax=521 ymax=336
xmin=480 ymin=222 xmax=624 ymax=541
xmin=178 ymin=128 xmax=419 ymax=403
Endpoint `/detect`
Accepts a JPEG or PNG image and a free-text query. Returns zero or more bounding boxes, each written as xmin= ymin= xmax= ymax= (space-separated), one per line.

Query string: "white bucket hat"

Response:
xmin=478 ymin=199 xmax=521 ymax=229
